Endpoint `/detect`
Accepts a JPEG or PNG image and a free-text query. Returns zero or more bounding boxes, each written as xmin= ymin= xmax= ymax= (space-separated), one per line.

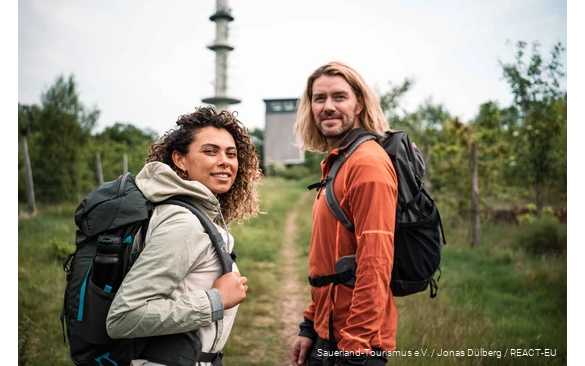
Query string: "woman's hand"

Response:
xmin=212 ymin=272 xmax=248 ymax=309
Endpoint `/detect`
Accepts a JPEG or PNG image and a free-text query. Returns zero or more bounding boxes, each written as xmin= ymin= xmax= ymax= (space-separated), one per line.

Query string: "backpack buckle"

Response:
xmin=308 ymin=275 xmax=336 ymax=287
xmin=337 ymin=269 xmax=355 ymax=283
xmin=308 ymin=276 xmax=326 ymax=287
xmin=307 ymin=177 xmax=331 ymax=191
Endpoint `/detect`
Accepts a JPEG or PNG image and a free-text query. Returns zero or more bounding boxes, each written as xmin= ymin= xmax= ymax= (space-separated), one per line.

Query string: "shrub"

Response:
xmin=46 ymin=237 xmax=75 ymax=263
xmin=268 ymin=163 xmax=318 ymax=181
xmin=515 ymin=215 xmax=567 ymax=256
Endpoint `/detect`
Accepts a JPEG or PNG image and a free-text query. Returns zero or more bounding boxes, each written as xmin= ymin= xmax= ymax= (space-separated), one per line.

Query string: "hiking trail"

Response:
xmin=279 ymin=191 xmax=311 ymax=353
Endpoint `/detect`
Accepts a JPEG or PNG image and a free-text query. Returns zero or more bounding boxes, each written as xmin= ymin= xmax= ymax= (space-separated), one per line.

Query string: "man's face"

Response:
xmin=311 ymin=75 xmax=363 ymax=146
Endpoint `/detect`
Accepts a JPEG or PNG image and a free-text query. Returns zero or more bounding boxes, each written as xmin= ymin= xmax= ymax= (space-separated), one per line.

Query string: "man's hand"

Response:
xmin=291 ymin=336 xmax=314 ymax=366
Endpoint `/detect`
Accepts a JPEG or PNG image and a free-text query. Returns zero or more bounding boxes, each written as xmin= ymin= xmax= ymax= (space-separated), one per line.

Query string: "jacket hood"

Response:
xmin=136 ymin=161 xmax=221 ymax=219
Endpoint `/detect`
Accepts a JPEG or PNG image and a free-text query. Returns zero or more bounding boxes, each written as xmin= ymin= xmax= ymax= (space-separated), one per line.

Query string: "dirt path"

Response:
xmin=279 ymin=194 xmax=310 ymax=352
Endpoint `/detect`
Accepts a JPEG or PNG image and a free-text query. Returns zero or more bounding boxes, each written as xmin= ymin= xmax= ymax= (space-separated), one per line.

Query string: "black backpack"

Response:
xmin=60 ymin=172 xmax=236 ymax=366
xmin=308 ymin=127 xmax=446 ymax=298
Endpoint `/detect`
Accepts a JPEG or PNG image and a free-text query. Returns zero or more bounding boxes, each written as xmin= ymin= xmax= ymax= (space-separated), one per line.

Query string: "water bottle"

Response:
xmin=91 ymin=235 xmax=125 ymax=293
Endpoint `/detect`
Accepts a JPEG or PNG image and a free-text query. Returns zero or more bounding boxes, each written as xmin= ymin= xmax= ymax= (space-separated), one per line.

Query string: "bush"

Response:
xmin=46 ymin=237 xmax=75 ymax=263
xmin=515 ymin=214 xmax=567 ymax=256
xmin=268 ymin=163 xmax=319 ymax=181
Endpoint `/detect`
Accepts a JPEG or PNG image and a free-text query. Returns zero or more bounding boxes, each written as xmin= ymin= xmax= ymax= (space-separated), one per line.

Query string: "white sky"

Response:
xmin=17 ymin=0 xmax=567 ymax=136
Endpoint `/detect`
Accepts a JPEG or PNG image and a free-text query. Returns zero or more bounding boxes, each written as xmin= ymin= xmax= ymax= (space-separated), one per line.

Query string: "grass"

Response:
xmin=19 ymin=203 xmax=79 ymax=366
xmin=18 ymin=178 xmax=567 ymax=365
xmin=389 ymin=222 xmax=567 ymax=366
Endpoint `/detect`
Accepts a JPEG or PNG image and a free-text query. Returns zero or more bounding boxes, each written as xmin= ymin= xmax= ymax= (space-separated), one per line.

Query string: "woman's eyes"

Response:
xmin=203 ymin=149 xmax=237 ymax=157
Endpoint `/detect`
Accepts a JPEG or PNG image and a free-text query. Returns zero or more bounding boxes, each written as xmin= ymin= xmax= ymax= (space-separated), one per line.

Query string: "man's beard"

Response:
xmin=317 ymin=110 xmax=358 ymax=138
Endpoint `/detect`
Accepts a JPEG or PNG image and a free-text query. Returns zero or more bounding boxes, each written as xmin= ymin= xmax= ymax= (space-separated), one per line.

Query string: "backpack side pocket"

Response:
xmin=69 ymin=279 xmax=134 ymax=365
xmin=391 ymin=204 xmax=442 ymax=297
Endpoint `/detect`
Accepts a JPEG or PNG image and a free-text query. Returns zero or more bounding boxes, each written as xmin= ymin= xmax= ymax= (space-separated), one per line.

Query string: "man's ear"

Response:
xmin=357 ymin=96 xmax=364 ymax=116
xmin=172 ymin=150 xmax=185 ymax=171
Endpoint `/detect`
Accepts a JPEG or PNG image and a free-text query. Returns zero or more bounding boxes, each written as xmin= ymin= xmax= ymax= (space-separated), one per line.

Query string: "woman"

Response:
xmin=106 ymin=105 xmax=263 ymax=365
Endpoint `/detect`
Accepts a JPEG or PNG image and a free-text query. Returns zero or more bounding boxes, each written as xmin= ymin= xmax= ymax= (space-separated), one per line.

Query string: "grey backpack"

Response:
xmin=61 ymin=172 xmax=235 ymax=365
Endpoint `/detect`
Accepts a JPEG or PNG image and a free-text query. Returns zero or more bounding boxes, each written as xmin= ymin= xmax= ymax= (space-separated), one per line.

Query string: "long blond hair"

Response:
xmin=293 ymin=61 xmax=389 ymax=153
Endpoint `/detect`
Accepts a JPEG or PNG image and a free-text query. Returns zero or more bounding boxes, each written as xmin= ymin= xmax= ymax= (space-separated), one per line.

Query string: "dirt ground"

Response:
xmin=279 ymin=198 xmax=308 ymax=357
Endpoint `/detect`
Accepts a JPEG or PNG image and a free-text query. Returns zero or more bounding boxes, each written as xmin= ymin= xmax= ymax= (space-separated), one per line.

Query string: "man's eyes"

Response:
xmin=313 ymin=95 xmax=346 ymax=102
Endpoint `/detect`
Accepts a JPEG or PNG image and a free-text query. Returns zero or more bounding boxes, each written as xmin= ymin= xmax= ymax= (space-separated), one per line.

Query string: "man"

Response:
xmin=290 ymin=61 xmax=398 ymax=366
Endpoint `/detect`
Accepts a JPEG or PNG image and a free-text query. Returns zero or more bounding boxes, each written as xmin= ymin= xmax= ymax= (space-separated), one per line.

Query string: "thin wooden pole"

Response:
xmin=20 ymin=135 xmax=37 ymax=217
xmin=471 ymin=143 xmax=480 ymax=248
xmin=96 ymin=152 xmax=104 ymax=185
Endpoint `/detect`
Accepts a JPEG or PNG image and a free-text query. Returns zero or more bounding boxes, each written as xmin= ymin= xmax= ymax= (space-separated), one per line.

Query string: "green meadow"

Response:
xmin=18 ymin=176 xmax=567 ymax=366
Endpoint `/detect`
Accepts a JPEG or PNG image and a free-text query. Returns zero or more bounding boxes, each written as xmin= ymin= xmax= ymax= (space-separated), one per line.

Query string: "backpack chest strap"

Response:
xmin=307 ymin=269 xmax=355 ymax=287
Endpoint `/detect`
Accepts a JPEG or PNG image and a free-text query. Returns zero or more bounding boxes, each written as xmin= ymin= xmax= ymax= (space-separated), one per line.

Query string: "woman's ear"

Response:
xmin=172 ymin=150 xmax=185 ymax=171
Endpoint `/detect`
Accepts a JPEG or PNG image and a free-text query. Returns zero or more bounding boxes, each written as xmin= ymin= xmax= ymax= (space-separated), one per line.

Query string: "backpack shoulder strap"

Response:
xmin=158 ymin=197 xmax=234 ymax=275
xmin=325 ymin=130 xmax=379 ymax=233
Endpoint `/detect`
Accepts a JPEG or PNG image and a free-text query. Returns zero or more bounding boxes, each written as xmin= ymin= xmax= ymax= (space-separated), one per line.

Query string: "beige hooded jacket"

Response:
xmin=106 ymin=162 xmax=239 ymax=365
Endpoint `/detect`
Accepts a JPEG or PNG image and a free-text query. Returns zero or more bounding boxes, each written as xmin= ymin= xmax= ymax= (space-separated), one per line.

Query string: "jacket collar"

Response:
xmin=337 ymin=127 xmax=368 ymax=151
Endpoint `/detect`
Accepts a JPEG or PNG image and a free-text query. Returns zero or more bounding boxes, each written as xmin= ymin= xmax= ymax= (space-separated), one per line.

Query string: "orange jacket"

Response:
xmin=303 ymin=135 xmax=398 ymax=353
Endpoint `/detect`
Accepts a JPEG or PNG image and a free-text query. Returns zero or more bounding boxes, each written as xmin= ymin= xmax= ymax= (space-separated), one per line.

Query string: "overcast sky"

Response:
xmin=16 ymin=0 xmax=567 ymax=137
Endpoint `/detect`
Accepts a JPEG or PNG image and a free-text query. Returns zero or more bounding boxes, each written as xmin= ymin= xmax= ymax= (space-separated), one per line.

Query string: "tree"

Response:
xmin=32 ymin=74 xmax=99 ymax=202
xmin=499 ymin=40 xmax=567 ymax=215
xmin=432 ymin=116 xmax=472 ymax=200
xmin=98 ymin=123 xmax=158 ymax=147
xmin=378 ymin=78 xmax=414 ymax=129
xmin=471 ymin=101 xmax=509 ymax=197
xmin=249 ymin=128 xmax=265 ymax=174
xmin=94 ymin=123 xmax=158 ymax=180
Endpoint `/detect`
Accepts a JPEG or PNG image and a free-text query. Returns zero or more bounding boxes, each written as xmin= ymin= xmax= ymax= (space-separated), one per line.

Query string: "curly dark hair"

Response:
xmin=146 ymin=106 xmax=263 ymax=224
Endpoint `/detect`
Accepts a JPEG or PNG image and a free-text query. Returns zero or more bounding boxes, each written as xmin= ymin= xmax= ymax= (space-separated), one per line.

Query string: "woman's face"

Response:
xmin=173 ymin=126 xmax=238 ymax=195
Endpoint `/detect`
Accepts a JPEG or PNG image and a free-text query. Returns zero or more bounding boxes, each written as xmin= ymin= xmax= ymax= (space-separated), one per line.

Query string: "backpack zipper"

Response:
xmin=77 ymin=263 xmax=92 ymax=321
